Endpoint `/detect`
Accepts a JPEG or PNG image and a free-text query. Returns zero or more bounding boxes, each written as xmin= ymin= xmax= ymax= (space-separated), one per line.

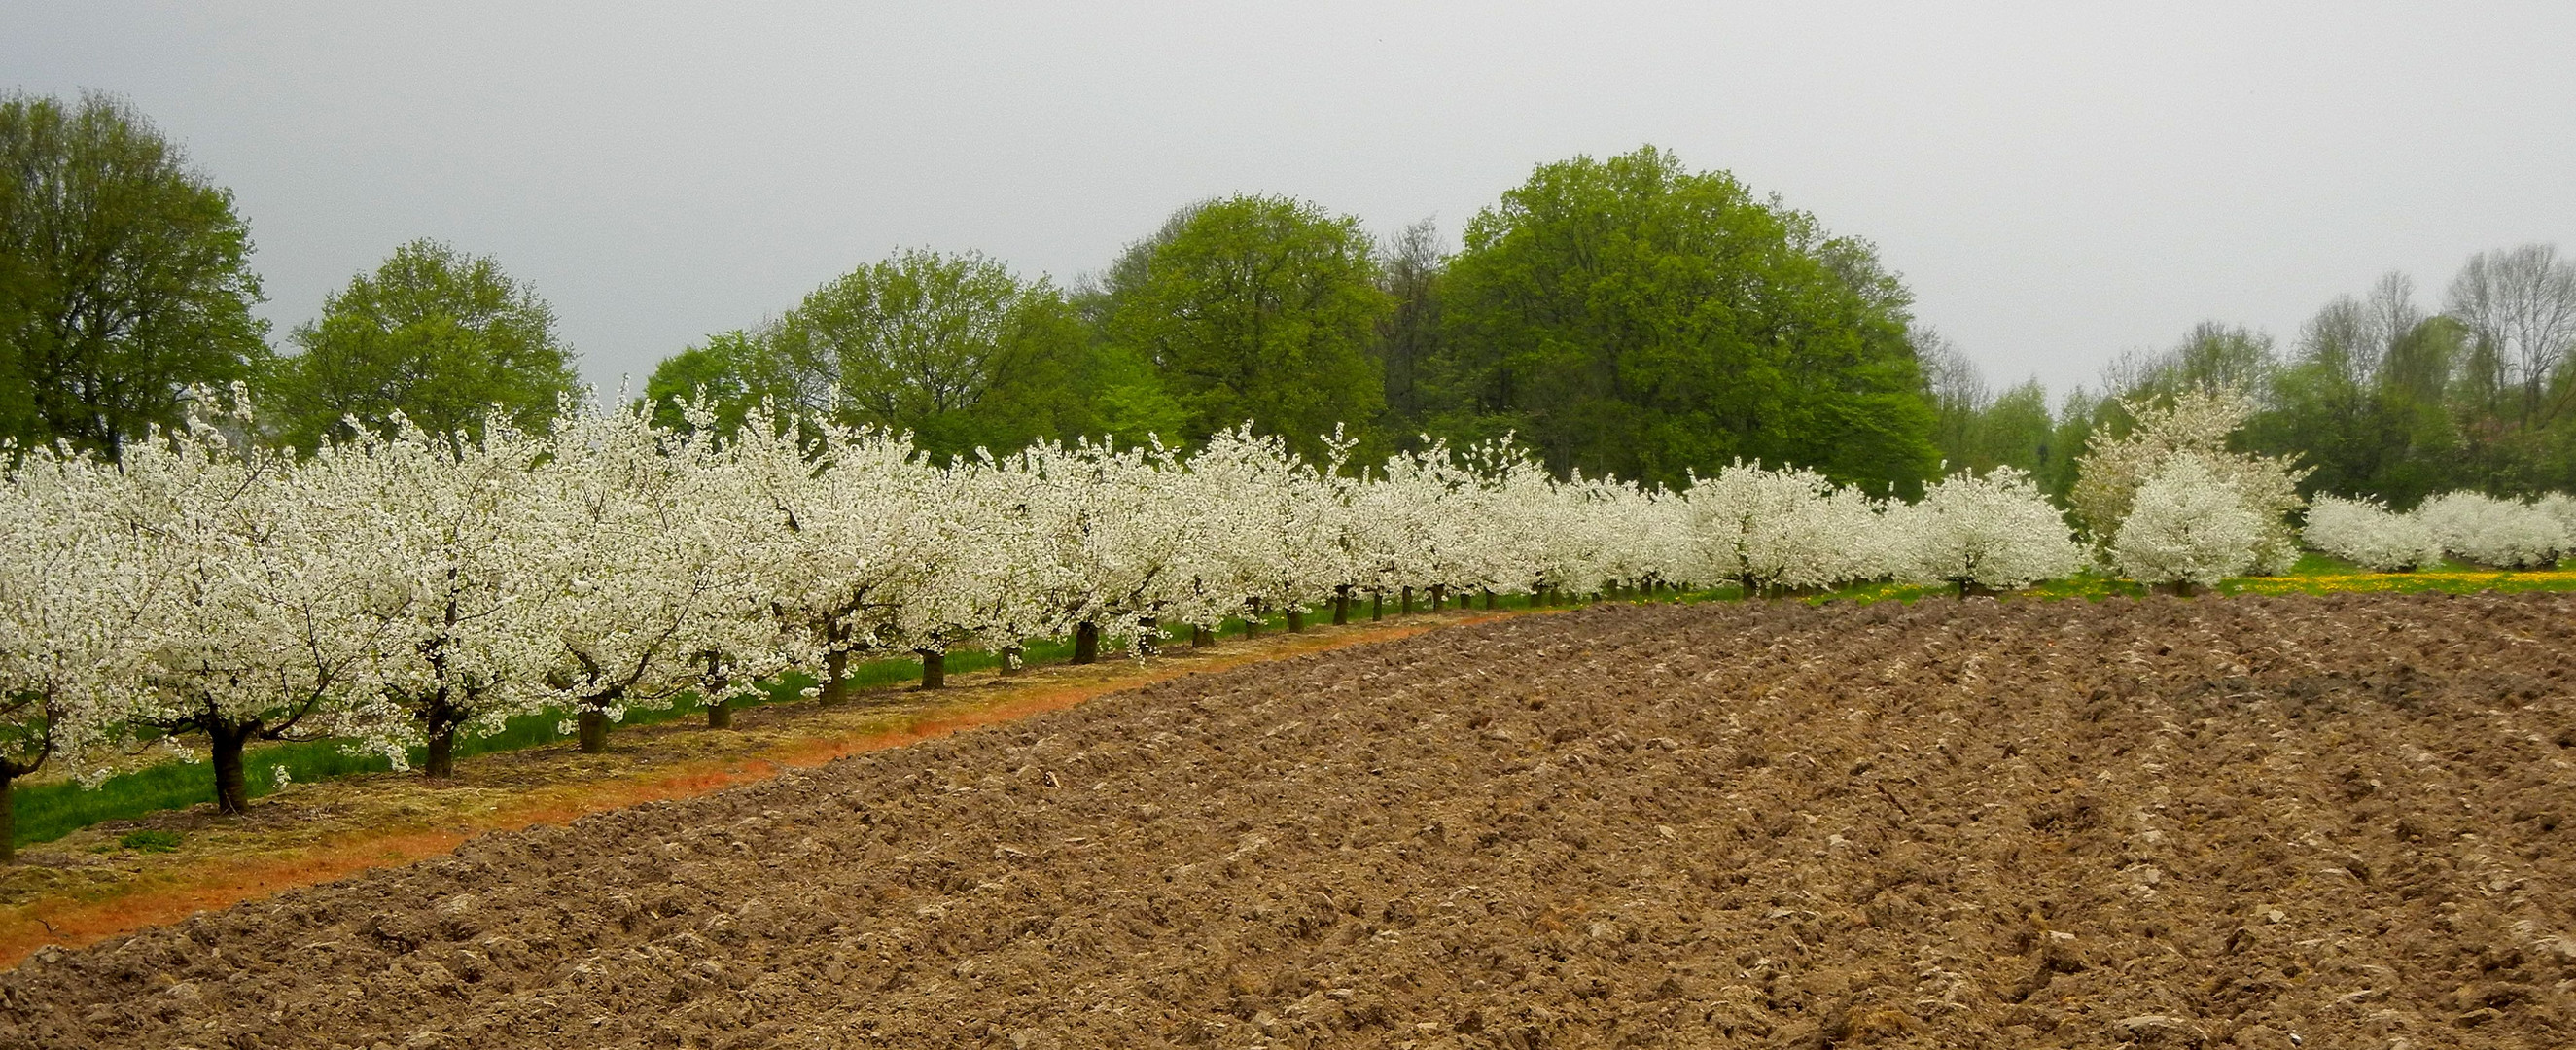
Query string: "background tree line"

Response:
xmin=18 ymin=88 xmax=2573 ymax=508
xmin=1926 ymin=246 xmax=2576 ymax=508
xmin=644 ymin=147 xmax=1940 ymax=490
xmin=4 ymin=90 xmax=1941 ymax=491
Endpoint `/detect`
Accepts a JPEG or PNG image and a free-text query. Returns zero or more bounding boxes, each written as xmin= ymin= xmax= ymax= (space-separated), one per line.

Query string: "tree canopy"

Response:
xmin=1426 ymin=146 xmax=1939 ymax=491
xmin=0 ymin=90 xmax=269 ymax=457
xmin=646 ymin=249 xmax=1156 ymax=458
xmin=265 ymin=238 xmax=578 ymax=448
xmin=1099 ymin=195 xmax=1392 ymax=464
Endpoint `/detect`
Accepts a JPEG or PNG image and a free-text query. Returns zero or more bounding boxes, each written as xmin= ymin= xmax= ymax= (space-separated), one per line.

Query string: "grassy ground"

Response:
xmin=20 ymin=555 xmax=2573 ymax=854
xmin=0 ymin=606 xmax=1505 ymax=967
xmin=9 ymin=595 xmax=1527 ymax=852
xmin=1814 ymin=553 xmax=2576 ymax=606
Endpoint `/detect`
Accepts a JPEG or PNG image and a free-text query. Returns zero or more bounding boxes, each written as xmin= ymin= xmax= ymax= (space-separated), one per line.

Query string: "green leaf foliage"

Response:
xmin=1428 ymin=146 xmax=1939 ymax=492
xmin=1102 ymin=195 xmax=1393 ymax=464
xmin=650 ymin=249 xmax=1149 ymax=458
xmin=265 ymin=238 xmax=579 ymax=448
xmin=0 ymin=90 xmax=270 ymax=457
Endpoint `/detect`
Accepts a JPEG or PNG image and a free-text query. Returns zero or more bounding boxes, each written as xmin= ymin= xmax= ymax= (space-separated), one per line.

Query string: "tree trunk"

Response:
xmin=918 ymin=649 xmax=945 ymax=689
xmin=211 ymin=718 xmax=255 ymax=815
xmin=1243 ymin=610 xmax=1260 ymax=640
xmin=426 ymin=726 xmax=458 ymax=778
xmin=1484 ymin=588 xmax=1497 ymax=610
xmin=1431 ymin=584 xmax=1447 ymax=611
xmin=1000 ymin=646 xmax=1024 ymax=677
xmin=703 ymin=649 xmax=733 ymax=728
xmin=1192 ymin=627 xmax=1213 ymax=648
xmin=1286 ymin=608 xmax=1305 ymax=633
xmin=1371 ymin=593 xmax=1383 ymax=621
xmin=1074 ymin=621 xmax=1101 ymax=665
xmin=1139 ymin=616 xmax=1161 ymax=655
xmin=1333 ymin=585 xmax=1351 ymax=625
xmin=822 ymin=648 xmax=851 ymax=705
xmin=1401 ymin=586 xmax=1414 ymax=614
xmin=578 ymin=709 xmax=609 ymax=753
xmin=420 ymin=689 xmax=463 ymax=779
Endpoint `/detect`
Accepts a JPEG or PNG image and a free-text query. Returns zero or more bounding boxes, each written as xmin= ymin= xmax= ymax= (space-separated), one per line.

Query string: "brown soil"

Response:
xmin=6 ymin=592 xmax=2576 ymax=1048
xmin=0 ymin=614 xmax=1482 ymax=968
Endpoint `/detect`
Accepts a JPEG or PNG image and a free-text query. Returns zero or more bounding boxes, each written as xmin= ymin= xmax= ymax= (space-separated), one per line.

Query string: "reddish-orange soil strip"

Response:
xmin=0 ymin=613 xmax=1508 ymax=967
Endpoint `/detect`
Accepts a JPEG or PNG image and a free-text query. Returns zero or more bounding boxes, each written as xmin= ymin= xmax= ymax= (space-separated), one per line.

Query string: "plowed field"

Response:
xmin=7 ymin=592 xmax=2576 ymax=1049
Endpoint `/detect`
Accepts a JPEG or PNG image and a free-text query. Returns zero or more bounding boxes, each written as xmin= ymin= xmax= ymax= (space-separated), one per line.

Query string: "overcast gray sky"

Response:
xmin=9 ymin=2 xmax=2572 ymax=402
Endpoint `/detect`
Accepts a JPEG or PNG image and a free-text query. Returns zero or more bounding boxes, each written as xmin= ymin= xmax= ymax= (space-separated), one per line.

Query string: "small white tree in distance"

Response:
xmin=2413 ymin=491 xmax=2568 ymax=569
xmin=2071 ymin=386 xmax=2310 ymax=574
xmin=1679 ymin=462 xmax=1840 ymax=596
xmin=1895 ymin=467 xmax=2085 ymax=596
xmin=2537 ymin=493 xmax=2576 ymax=542
xmin=2112 ymin=455 xmax=2267 ymax=593
xmin=2302 ymin=494 xmax=2443 ymax=572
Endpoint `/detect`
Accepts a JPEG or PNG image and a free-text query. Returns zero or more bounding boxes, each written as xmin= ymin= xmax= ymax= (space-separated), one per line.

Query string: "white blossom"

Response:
xmin=2413 ymin=491 xmax=2568 ymax=569
xmin=2111 ymin=455 xmax=2267 ymax=590
xmin=1890 ymin=467 xmax=2085 ymax=594
xmin=2301 ymin=494 xmax=2443 ymax=571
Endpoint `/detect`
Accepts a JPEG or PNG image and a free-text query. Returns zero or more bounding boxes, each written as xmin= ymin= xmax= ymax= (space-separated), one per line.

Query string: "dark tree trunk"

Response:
xmin=1484 ymin=588 xmax=1497 ymax=610
xmin=822 ymin=647 xmax=851 ymax=705
xmin=918 ymin=649 xmax=945 ymax=689
xmin=1333 ymin=585 xmax=1351 ymax=625
xmin=577 ymin=709 xmax=609 ymax=753
xmin=1286 ymin=608 xmax=1305 ymax=633
xmin=1401 ymin=587 xmax=1414 ymax=614
xmin=1371 ymin=593 xmax=1383 ymax=621
xmin=704 ymin=650 xmax=733 ymax=728
xmin=1074 ymin=621 xmax=1101 ymax=664
xmin=1430 ymin=584 xmax=1446 ymax=611
xmin=1192 ymin=627 xmax=1213 ymax=648
xmin=426 ymin=727 xmax=458 ymax=778
xmin=1000 ymin=646 xmax=1024 ymax=677
xmin=421 ymin=689 xmax=463 ymax=779
xmin=211 ymin=718 xmax=256 ymax=815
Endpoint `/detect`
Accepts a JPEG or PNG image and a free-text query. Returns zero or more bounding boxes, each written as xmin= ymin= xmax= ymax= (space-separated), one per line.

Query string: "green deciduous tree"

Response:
xmin=0 ymin=91 xmax=269 ymax=457
xmin=1375 ymin=217 xmax=1445 ymax=437
xmin=643 ymin=329 xmax=794 ymax=436
xmin=2255 ymin=275 xmax=2462 ymax=505
xmin=649 ymin=249 xmax=1159 ymax=457
xmin=265 ymin=239 xmax=579 ymax=448
xmin=1102 ymin=195 xmax=1392 ymax=464
xmin=1429 ymin=146 xmax=1938 ymax=491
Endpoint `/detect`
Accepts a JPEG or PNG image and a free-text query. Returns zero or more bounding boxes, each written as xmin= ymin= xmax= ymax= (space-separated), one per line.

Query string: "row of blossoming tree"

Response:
xmin=2 ymin=385 xmax=2569 ymax=852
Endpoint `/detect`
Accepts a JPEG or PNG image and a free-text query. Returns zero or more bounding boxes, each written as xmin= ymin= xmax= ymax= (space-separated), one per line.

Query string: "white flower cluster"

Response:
xmin=2305 ymin=490 xmax=2574 ymax=571
xmin=2 ymin=399 xmax=2099 ymax=798
xmin=2300 ymin=494 xmax=2443 ymax=571
xmin=2072 ymin=388 xmax=2309 ymax=575
xmin=1888 ymin=467 xmax=2087 ymax=595
xmin=2112 ymin=455 xmax=2271 ymax=589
